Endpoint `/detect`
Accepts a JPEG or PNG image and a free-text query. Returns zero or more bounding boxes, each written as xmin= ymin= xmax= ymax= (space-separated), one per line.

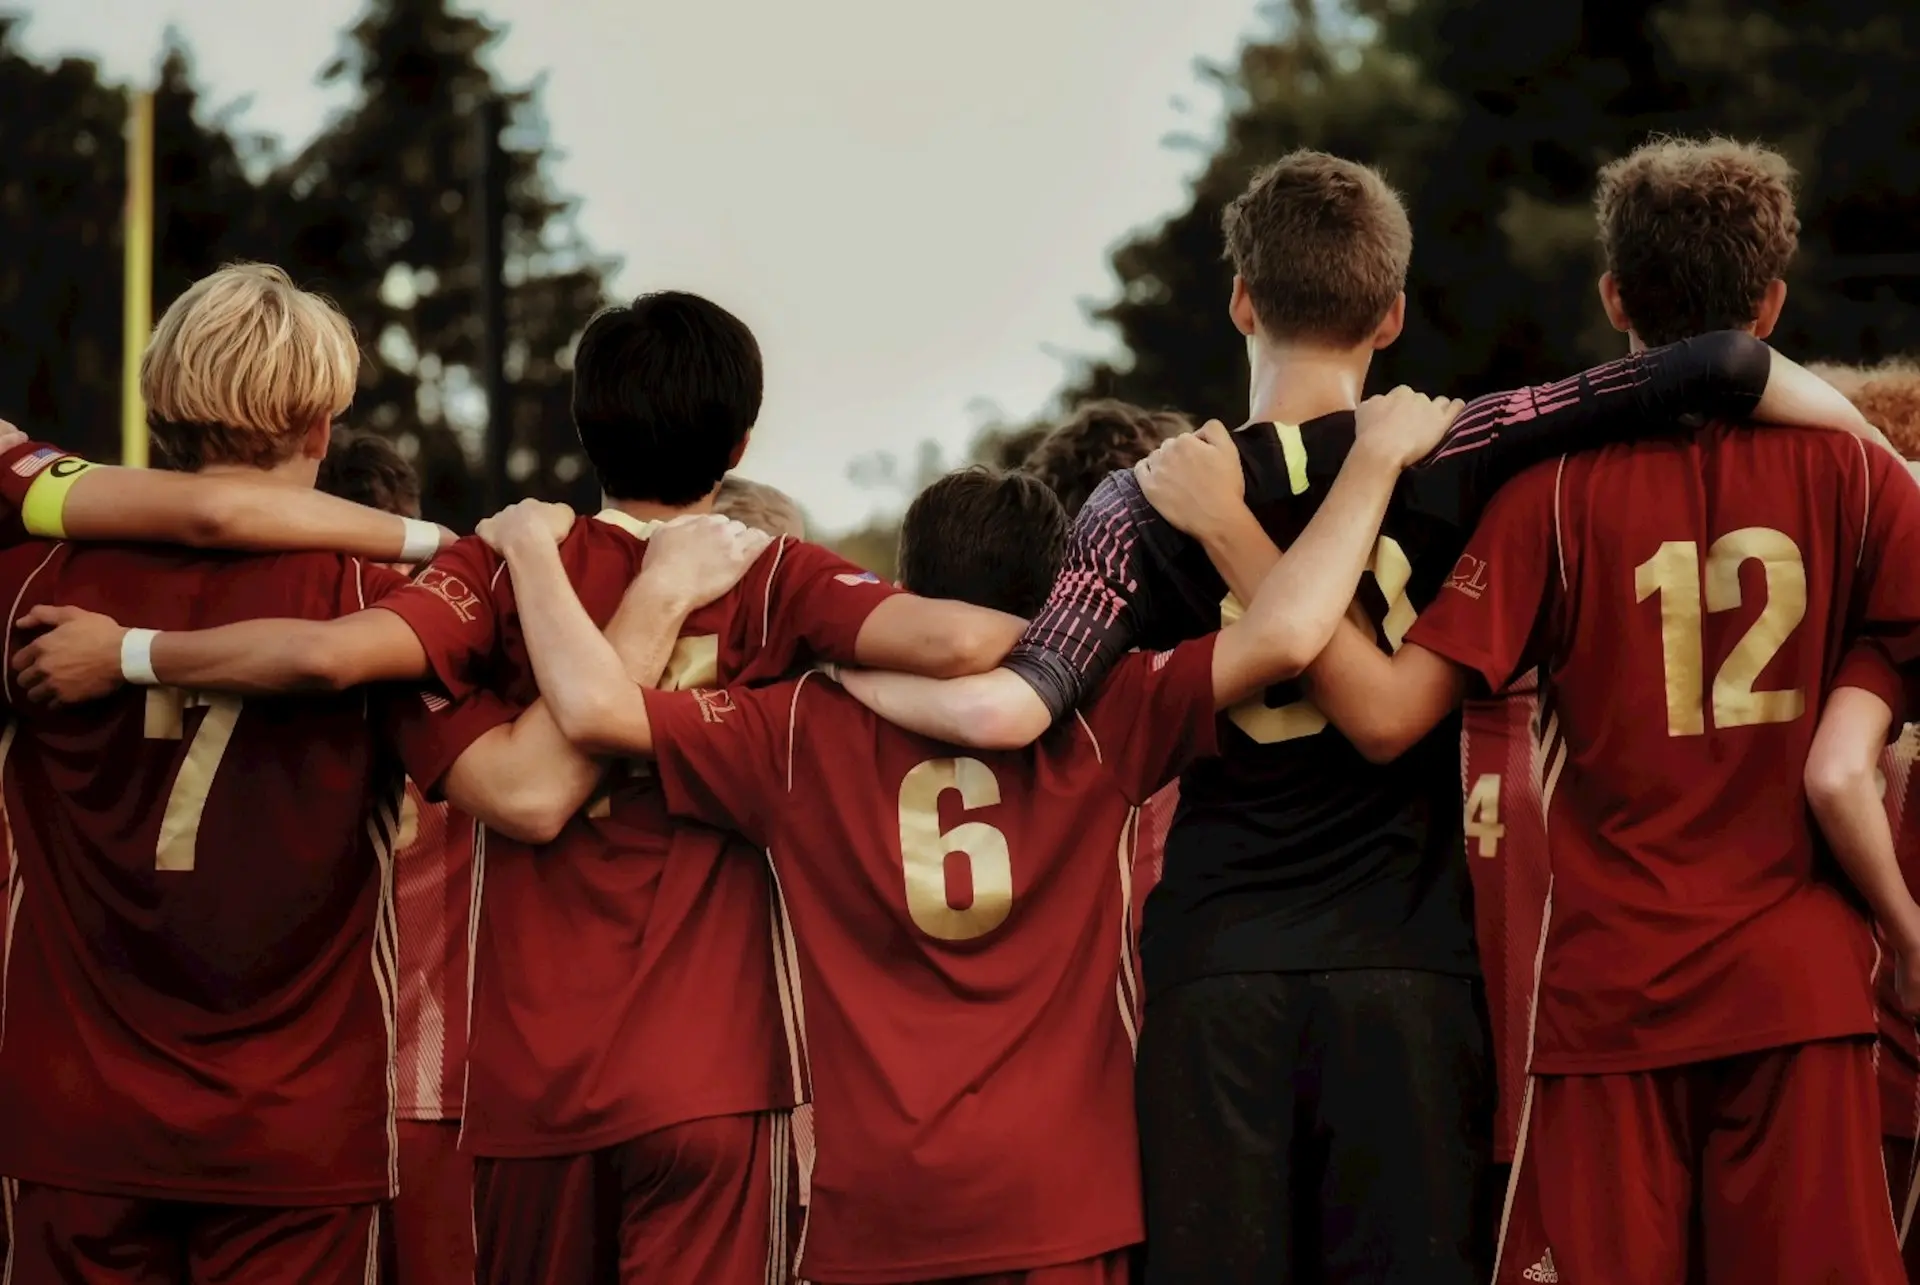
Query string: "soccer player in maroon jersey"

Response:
xmin=1458 ymin=681 xmax=1549 ymax=1182
xmin=12 ymin=292 xmax=1031 ymax=1285
xmin=465 ymin=384 xmax=1464 ymax=1285
xmin=1169 ymin=138 xmax=1920 ymax=1284
xmin=0 ymin=264 xmax=676 ymax=1285
xmin=318 ymin=431 xmax=477 ymax=1285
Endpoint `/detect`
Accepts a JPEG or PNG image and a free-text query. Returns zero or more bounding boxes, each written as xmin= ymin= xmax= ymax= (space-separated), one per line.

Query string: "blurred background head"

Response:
xmin=1810 ymin=360 xmax=1920 ymax=463
xmin=319 ymin=430 xmax=423 ymax=518
xmin=715 ymin=476 xmax=805 ymax=540
xmin=1021 ymin=400 xmax=1191 ymax=519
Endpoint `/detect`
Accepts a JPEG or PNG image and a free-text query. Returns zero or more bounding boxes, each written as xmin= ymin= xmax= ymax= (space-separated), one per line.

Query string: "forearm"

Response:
xmin=1237 ymin=442 xmax=1398 ymax=671
xmin=837 ymin=666 xmax=1051 ymax=750
xmin=1807 ymin=687 xmax=1920 ymax=955
xmin=1197 ymin=506 xmax=1282 ymax=607
xmin=1300 ymin=629 xmax=1464 ymax=763
xmin=65 ymin=469 xmax=449 ymax=559
xmin=502 ymin=538 xmax=658 ymax=755
xmin=605 ymin=585 xmax=699 ymax=689
xmin=1753 ymin=348 xmax=1882 ymax=443
xmin=151 ymin=611 xmax=426 ymax=694
xmin=443 ymin=700 xmax=604 ymax=845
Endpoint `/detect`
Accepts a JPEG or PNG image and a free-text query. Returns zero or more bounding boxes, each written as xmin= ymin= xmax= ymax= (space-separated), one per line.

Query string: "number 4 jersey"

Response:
xmin=1408 ymin=423 xmax=1920 ymax=1074
xmin=639 ymin=638 xmax=1220 ymax=1283
xmin=0 ymin=541 xmax=429 ymax=1203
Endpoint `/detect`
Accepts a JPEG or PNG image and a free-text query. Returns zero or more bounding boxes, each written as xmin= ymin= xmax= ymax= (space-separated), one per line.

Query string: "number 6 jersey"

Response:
xmin=1407 ymin=423 xmax=1920 ymax=1074
xmin=0 ymin=542 xmax=427 ymax=1204
xmin=639 ymin=637 xmax=1220 ymax=1284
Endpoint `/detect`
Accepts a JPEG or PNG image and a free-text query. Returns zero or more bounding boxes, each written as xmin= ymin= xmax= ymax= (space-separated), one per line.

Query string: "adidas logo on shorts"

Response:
xmin=1522 ymin=1249 xmax=1560 ymax=1283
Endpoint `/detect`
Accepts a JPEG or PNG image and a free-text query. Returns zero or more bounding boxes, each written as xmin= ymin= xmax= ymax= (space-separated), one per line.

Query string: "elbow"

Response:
xmin=485 ymin=793 xmax=572 ymax=846
xmin=926 ymin=616 xmax=1020 ymax=679
xmin=1804 ymin=752 xmax=1875 ymax=822
xmin=285 ymin=628 xmax=359 ymax=692
xmin=966 ymin=695 xmax=1050 ymax=751
xmin=174 ymin=491 xmax=250 ymax=550
xmin=1347 ymin=718 xmax=1423 ymax=766
xmin=550 ymin=690 xmax=628 ymax=755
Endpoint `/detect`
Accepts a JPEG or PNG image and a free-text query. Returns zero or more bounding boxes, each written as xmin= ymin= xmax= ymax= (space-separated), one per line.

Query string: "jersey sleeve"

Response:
xmin=1080 ymin=635 xmax=1221 ymax=805
xmin=369 ymin=536 xmax=504 ymax=699
xmin=1404 ymin=460 xmax=1560 ymax=693
xmin=1001 ymin=470 xmax=1159 ymax=725
xmin=642 ymin=681 xmax=793 ymax=848
xmin=1415 ymin=330 xmax=1771 ymax=530
xmin=382 ymin=686 xmax=521 ymax=798
xmin=759 ymin=537 xmax=903 ymax=667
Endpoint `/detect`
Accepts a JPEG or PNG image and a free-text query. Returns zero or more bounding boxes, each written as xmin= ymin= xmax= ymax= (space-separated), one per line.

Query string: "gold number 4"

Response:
xmin=1465 ymin=773 xmax=1504 ymax=857
xmin=144 ymin=688 xmax=244 ymax=872
xmin=896 ymin=757 xmax=1013 ymax=941
xmin=1633 ymin=527 xmax=1807 ymax=739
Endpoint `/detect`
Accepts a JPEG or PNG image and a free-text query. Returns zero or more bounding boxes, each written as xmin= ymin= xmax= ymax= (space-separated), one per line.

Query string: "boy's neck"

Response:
xmin=602 ymin=493 xmax=718 ymax=524
xmin=1247 ymin=339 xmax=1373 ymax=427
xmin=197 ymin=457 xmax=315 ymax=487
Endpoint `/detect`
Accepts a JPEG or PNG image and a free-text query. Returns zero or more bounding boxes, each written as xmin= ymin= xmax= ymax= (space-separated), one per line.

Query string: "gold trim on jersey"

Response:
xmin=1274 ymin=423 xmax=1309 ymax=496
xmin=591 ymin=508 xmax=664 ymax=540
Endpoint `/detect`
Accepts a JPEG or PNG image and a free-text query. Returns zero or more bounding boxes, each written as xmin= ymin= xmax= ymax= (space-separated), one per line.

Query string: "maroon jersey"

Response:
xmin=375 ymin=511 xmax=899 ymax=1155
xmin=642 ymin=639 xmax=1219 ymax=1283
xmin=393 ymin=781 xmax=475 ymax=1121
xmin=1409 ymin=425 xmax=1920 ymax=1075
xmin=0 ymin=542 xmax=416 ymax=1203
xmin=1459 ymin=679 xmax=1549 ymax=1163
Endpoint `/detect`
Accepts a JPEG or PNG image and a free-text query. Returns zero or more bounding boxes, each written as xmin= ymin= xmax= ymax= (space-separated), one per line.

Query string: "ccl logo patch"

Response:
xmin=415 ymin=567 xmax=481 ymax=623
xmin=1446 ymin=554 xmax=1490 ymax=600
xmin=693 ymin=688 xmax=737 ymax=724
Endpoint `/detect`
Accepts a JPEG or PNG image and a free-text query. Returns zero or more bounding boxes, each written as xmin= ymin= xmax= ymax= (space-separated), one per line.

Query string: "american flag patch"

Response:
xmin=835 ymin=571 xmax=880 ymax=586
xmin=421 ymin=691 xmax=450 ymax=713
xmin=10 ymin=447 xmax=61 ymax=478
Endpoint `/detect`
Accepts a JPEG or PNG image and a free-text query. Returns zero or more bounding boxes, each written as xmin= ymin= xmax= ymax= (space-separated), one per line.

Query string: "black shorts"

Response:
xmin=1136 ymin=969 xmax=1493 ymax=1285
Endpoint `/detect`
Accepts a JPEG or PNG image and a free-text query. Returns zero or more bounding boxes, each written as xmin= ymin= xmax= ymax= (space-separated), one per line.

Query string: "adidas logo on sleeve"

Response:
xmin=1522 ymin=1249 xmax=1560 ymax=1282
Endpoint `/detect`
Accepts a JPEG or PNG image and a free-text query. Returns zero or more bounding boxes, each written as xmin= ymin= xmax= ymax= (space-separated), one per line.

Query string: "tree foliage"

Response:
xmin=1077 ymin=0 xmax=1920 ymax=423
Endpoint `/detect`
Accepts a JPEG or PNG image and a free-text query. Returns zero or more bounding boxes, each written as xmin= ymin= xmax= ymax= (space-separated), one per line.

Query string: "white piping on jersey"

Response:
xmin=1 ymin=544 xmax=62 ymax=707
xmin=761 ymin=537 xmax=790 ymax=650
xmin=457 ymin=823 xmax=487 ymax=1154
xmin=784 ymin=672 xmax=818 ymax=793
xmin=2 ymin=1175 xmax=16 ymax=1285
xmin=1856 ymin=435 xmax=1872 ymax=569
xmin=362 ymin=1204 xmax=381 ymax=1285
xmin=764 ymin=1109 xmax=793 ymax=1285
xmin=1113 ymin=807 xmax=1140 ymax=1054
xmin=766 ymin=861 xmax=810 ymax=1108
xmin=1552 ymin=455 xmax=1569 ymax=596
xmin=365 ymin=781 xmax=406 ymax=1198
xmin=1074 ymin=709 xmax=1103 ymax=764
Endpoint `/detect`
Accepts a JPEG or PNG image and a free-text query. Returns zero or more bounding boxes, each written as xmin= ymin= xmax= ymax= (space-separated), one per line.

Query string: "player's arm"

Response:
xmin=435 ymin=576 xmax=703 ymax=843
xmin=487 ymin=508 xmax=770 ymax=757
xmin=1805 ymin=661 xmax=1920 ymax=1012
xmin=13 ymin=606 xmax=432 ymax=705
xmin=0 ymin=430 xmax=454 ymax=559
xmin=850 ymin=596 xmax=1026 ymax=679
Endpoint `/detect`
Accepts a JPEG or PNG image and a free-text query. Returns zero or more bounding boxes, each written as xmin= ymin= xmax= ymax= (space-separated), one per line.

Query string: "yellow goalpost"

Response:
xmin=122 ymin=89 xmax=153 ymax=468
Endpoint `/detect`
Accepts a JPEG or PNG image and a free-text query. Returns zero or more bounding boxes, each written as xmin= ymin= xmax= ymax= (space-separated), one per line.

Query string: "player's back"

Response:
xmin=377 ymin=510 xmax=898 ymax=1153
xmin=1531 ymin=423 xmax=1891 ymax=1073
xmin=0 ymin=538 xmax=404 ymax=1203
xmin=642 ymin=640 xmax=1218 ymax=1280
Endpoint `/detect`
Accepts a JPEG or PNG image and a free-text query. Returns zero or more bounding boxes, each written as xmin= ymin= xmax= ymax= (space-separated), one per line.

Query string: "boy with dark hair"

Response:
xmin=319 ymin=431 xmax=424 ymax=522
xmin=1022 ymin=402 xmax=1191 ymax=519
xmin=14 ymin=289 xmax=1027 ymax=1285
xmin=1190 ymin=135 xmax=1920 ymax=1285
xmin=459 ymin=387 xmax=1462 ymax=1285
xmin=829 ymin=148 xmax=1877 ymax=1284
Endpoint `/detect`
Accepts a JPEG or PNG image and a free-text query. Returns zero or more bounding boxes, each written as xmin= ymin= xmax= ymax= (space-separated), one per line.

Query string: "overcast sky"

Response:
xmin=12 ymin=0 xmax=1260 ymax=529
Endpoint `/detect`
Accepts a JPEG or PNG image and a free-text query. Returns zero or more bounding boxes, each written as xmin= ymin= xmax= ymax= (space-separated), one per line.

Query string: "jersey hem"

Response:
xmin=1143 ymin=955 xmax=1481 ymax=1002
xmin=1529 ymin=1021 xmax=1878 ymax=1076
xmin=800 ymin=1228 xmax=1140 ymax=1283
xmin=459 ymin=1089 xmax=799 ymax=1159
xmin=0 ymin=1162 xmax=391 ymax=1207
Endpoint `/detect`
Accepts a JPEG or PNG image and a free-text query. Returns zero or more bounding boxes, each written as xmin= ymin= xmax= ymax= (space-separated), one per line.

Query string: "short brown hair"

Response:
xmin=715 ymin=476 xmax=804 ymax=539
xmin=1023 ymin=400 xmax=1191 ymax=518
xmin=1595 ymin=137 xmax=1800 ymax=347
xmin=144 ymin=263 xmax=359 ymax=472
xmin=318 ymin=431 xmax=421 ymax=517
xmin=1222 ymin=150 xmax=1411 ymax=346
xmin=1809 ymin=359 xmax=1920 ymax=462
xmin=896 ymin=468 xmax=1068 ymax=618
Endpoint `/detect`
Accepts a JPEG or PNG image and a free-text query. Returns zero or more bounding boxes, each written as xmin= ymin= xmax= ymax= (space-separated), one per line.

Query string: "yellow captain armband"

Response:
xmin=20 ymin=455 xmax=97 ymax=538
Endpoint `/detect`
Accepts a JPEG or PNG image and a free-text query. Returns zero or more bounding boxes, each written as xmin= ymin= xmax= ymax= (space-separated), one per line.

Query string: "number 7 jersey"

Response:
xmin=1408 ymin=423 xmax=1920 ymax=1075
xmin=0 ymin=541 xmax=419 ymax=1204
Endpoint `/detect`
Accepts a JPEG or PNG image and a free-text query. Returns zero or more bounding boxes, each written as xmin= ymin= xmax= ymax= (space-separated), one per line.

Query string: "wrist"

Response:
xmin=120 ymin=627 xmax=158 ymax=686
xmin=1352 ymin=433 xmax=1414 ymax=472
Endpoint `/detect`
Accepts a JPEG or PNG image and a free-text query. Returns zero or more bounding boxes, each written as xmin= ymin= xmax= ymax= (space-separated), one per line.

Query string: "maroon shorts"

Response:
xmin=900 ymin=1248 xmax=1135 ymax=1285
xmin=1496 ymin=1037 xmax=1902 ymax=1284
xmin=473 ymin=1109 xmax=797 ymax=1285
xmin=2 ymin=1180 xmax=380 ymax=1284
xmin=380 ymin=1119 xmax=474 ymax=1285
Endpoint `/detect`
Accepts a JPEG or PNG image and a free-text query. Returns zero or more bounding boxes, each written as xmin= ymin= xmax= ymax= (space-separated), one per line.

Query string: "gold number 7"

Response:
xmin=143 ymin=688 xmax=244 ymax=872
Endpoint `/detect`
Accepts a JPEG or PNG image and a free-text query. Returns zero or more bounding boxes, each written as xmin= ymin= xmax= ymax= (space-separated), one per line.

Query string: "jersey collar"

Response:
xmin=592 ymin=508 xmax=663 ymax=540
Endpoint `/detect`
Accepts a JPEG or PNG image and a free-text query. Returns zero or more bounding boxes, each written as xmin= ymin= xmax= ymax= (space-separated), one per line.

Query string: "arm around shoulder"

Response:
xmin=852 ymin=595 xmax=1027 ymax=679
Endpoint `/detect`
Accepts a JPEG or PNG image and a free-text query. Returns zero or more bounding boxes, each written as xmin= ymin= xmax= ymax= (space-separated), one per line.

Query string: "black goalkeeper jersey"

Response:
xmin=1002 ymin=332 xmax=1773 ymax=989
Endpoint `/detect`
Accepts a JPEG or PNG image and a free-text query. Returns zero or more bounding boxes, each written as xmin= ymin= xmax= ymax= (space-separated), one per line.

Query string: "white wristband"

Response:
xmin=120 ymin=628 xmax=160 ymax=687
xmin=399 ymin=518 xmax=441 ymax=564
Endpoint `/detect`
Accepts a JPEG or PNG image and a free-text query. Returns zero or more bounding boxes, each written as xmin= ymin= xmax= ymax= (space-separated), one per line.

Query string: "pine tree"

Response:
xmin=276 ymin=0 xmax=613 ymax=526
